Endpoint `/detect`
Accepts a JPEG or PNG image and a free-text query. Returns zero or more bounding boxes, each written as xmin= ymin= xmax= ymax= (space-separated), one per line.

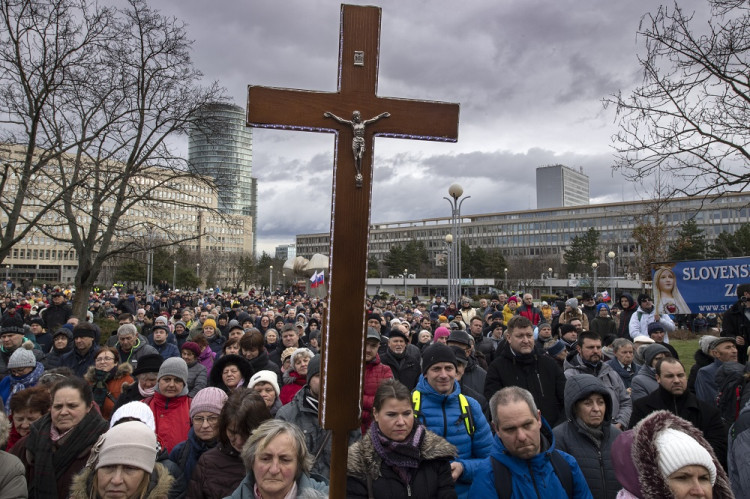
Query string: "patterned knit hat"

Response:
xmin=7 ymin=344 xmax=36 ymax=369
xmin=654 ymin=428 xmax=716 ymax=485
xmin=248 ymin=370 xmax=280 ymax=396
xmin=110 ymin=401 xmax=156 ymax=432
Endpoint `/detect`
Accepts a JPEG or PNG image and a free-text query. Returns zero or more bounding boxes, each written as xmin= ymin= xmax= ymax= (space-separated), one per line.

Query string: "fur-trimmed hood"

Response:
xmin=84 ymin=362 xmax=133 ymax=384
xmin=68 ymin=461 xmax=174 ymax=498
xmin=347 ymin=426 xmax=457 ymax=481
xmin=630 ymin=410 xmax=733 ymax=498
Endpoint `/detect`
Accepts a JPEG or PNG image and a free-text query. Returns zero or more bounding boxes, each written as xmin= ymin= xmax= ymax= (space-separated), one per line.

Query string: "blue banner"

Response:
xmin=652 ymin=257 xmax=750 ymax=314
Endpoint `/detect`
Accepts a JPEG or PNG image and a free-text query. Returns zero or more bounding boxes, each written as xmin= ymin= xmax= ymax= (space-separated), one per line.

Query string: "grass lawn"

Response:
xmin=670 ymin=333 xmax=701 ymax=373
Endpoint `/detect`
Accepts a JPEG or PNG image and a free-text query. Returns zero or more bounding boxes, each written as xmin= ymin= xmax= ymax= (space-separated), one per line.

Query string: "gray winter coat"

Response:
xmin=186 ymin=360 xmax=207 ymax=397
xmin=630 ymin=365 xmax=659 ymax=401
xmin=563 ymin=353 xmax=632 ymax=427
xmin=225 ymin=471 xmax=328 ymax=498
xmin=0 ymin=451 xmax=26 ymax=499
xmin=553 ymin=374 xmax=622 ymax=499
xmin=728 ymin=398 xmax=750 ymax=498
xmin=275 ymin=385 xmax=360 ymax=478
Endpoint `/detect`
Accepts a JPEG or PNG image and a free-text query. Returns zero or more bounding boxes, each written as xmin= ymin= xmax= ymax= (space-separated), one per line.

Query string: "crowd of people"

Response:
xmin=0 ymin=283 xmax=748 ymax=497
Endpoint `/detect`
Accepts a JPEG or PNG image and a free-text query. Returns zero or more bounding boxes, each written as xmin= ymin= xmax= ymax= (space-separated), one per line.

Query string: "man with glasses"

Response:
xmin=628 ymin=293 xmax=675 ymax=342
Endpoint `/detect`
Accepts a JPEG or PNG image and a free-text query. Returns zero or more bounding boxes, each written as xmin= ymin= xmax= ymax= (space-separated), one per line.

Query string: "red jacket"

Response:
xmin=517 ymin=304 xmax=542 ymax=325
xmin=279 ymin=371 xmax=306 ymax=405
xmin=147 ymin=391 xmax=191 ymax=453
xmin=361 ymin=354 xmax=394 ymax=435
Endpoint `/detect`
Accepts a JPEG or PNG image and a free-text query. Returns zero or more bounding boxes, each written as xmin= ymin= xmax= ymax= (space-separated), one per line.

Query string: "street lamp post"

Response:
xmin=403 ymin=268 xmax=408 ymax=298
xmin=4 ymin=265 xmax=8 ymax=292
xmin=608 ymin=251 xmax=616 ymax=303
xmin=269 ymin=265 xmax=273 ymax=292
xmin=504 ymin=268 xmax=508 ymax=292
xmin=444 ymin=184 xmax=470 ymax=303
xmin=548 ymin=267 xmax=553 ymax=295
xmin=196 ymin=263 xmax=200 ymax=290
xmin=444 ymin=234 xmax=453 ymax=303
xmin=592 ymin=262 xmax=598 ymax=294
xmin=173 ymin=260 xmax=177 ymax=290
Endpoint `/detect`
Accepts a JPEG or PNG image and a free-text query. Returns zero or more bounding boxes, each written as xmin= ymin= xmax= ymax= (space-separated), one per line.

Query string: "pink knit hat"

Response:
xmin=433 ymin=327 xmax=451 ymax=342
xmin=190 ymin=387 xmax=228 ymax=419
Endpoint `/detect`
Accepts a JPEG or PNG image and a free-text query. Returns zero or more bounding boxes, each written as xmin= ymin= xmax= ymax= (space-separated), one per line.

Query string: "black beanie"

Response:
xmin=421 ymin=343 xmax=457 ymax=374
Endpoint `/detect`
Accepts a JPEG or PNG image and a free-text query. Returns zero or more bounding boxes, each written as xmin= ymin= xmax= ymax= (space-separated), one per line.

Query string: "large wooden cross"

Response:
xmin=246 ymin=5 xmax=459 ymax=498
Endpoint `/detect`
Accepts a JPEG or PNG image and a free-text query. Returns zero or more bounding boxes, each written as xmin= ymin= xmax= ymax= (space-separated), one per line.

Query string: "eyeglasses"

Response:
xmin=96 ymin=357 xmax=116 ymax=362
xmin=192 ymin=415 xmax=219 ymax=426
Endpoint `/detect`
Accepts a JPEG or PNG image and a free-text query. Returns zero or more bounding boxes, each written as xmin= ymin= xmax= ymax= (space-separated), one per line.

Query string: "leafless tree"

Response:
xmin=0 ymin=0 xmax=115 ymax=264
xmin=606 ymin=1 xmax=750 ymax=196
xmin=3 ymin=0 xmax=229 ymax=316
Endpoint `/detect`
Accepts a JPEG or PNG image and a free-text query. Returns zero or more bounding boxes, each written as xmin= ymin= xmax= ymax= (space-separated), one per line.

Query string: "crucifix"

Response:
xmin=246 ymin=5 xmax=459 ymax=498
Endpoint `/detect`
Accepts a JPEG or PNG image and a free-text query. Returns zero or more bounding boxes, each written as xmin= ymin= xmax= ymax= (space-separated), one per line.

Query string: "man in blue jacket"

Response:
xmin=413 ymin=343 xmax=493 ymax=499
xmin=468 ymin=386 xmax=593 ymax=498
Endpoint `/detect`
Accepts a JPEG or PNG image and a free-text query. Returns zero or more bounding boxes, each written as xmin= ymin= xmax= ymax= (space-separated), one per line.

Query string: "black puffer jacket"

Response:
xmin=483 ymin=341 xmax=566 ymax=425
xmin=346 ymin=425 xmax=457 ymax=499
xmin=552 ymin=374 xmax=622 ymax=499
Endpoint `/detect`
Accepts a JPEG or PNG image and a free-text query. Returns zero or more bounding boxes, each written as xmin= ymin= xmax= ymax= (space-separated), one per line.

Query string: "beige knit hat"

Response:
xmin=95 ymin=421 xmax=157 ymax=473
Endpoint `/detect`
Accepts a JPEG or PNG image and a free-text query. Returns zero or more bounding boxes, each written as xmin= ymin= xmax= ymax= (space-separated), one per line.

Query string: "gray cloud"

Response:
xmin=153 ymin=0 xmax=706 ymax=253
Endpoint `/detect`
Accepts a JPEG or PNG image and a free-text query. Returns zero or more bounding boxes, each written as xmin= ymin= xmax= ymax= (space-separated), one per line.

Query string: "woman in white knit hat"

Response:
xmin=69 ymin=420 xmax=173 ymax=498
xmin=612 ymin=410 xmax=733 ymax=498
xmin=248 ymin=370 xmax=281 ymax=416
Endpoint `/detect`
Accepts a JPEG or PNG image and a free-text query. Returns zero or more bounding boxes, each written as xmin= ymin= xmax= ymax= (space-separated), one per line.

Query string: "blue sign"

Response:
xmin=652 ymin=257 xmax=750 ymax=314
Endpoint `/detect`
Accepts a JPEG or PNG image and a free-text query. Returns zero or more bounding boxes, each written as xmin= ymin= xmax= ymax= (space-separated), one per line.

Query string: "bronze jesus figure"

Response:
xmin=323 ymin=110 xmax=390 ymax=187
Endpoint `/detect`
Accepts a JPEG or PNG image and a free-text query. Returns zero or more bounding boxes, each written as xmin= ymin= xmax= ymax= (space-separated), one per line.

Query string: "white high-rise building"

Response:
xmin=536 ymin=164 xmax=590 ymax=209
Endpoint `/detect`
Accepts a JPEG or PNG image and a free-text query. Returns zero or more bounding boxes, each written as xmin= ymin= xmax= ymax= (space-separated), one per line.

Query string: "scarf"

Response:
xmin=574 ymin=417 xmax=604 ymax=448
xmin=91 ymin=368 xmax=115 ymax=408
xmin=139 ymin=382 xmax=155 ymax=398
xmin=25 ymin=410 xmax=109 ymax=498
xmin=7 ymin=362 xmax=45 ymax=412
xmin=370 ymin=421 xmax=424 ymax=486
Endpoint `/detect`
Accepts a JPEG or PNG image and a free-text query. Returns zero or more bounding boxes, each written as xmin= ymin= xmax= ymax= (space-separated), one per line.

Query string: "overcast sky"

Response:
xmin=157 ymin=0 xmax=707 ymax=255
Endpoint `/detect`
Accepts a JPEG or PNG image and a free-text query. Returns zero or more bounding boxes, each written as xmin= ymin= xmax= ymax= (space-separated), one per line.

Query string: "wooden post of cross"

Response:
xmin=246 ymin=4 xmax=459 ymax=498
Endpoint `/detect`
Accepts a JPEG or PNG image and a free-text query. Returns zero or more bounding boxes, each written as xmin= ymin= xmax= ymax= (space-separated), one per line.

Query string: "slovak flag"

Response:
xmin=601 ymin=290 xmax=610 ymax=302
xmin=310 ymin=271 xmax=320 ymax=289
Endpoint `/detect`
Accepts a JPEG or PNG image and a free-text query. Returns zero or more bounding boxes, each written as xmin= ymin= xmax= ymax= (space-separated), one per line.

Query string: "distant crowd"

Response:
xmin=0 ymin=284 xmax=748 ymax=498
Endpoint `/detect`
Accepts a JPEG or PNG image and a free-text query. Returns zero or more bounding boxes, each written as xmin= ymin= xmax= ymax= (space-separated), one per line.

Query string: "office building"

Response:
xmin=536 ymin=164 xmax=590 ymax=209
xmin=189 ymin=103 xmax=258 ymax=255
xmin=296 ymin=192 xmax=750 ymax=277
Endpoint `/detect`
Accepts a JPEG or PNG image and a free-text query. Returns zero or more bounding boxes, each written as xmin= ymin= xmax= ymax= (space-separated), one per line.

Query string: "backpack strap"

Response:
xmin=491 ymin=457 xmax=512 ymax=499
xmin=458 ymin=393 xmax=475 ymax=438
xmin=549 ymin=451 xmax=573 ymax=499
xmin=490 ymin=452 xmax=573 ymax=499
xmin=412 ymin=390 xmax=422 ymax=421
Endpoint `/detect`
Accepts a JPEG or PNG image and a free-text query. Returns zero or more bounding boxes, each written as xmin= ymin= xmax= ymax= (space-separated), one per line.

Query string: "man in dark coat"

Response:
xmin=629 ymin=357 xmax=728 ymax=471
xmin=483 ymin=315 xmax=567 ymax=426
xmin=722 ymin=283 xmax=750 ymax=363
xmin=40 ymin=291 xmax=72 ymax=332
xmin=380 ymin=328 xmax=421 ymax=391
